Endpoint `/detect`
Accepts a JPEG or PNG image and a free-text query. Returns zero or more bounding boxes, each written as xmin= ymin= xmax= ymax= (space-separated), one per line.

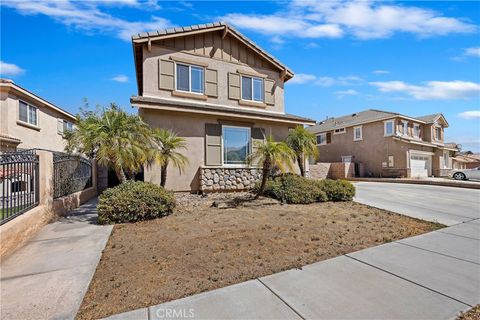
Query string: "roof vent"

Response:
xmin=352 ymin=113 xmax=358 ymax=117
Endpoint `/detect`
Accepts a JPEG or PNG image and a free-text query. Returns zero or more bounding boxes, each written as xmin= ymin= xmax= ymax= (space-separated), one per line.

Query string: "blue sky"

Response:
xmin=1 ymin=0 xmax=479 ymax=151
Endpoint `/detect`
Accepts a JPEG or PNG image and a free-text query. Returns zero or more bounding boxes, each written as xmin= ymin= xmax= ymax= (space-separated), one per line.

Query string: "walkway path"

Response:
xmin=107 ymin=184 xmax=480 ymax=320
xmin=0 ymin=198 xmax=113 ymax=320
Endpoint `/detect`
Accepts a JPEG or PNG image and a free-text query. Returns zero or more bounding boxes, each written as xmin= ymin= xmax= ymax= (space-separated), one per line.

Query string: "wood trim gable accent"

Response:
xmin=169 ymin=56 xmax=209 ymax=67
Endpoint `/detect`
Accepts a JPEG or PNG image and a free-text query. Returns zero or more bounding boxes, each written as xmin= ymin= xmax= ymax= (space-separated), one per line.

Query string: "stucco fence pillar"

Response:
xmin=0 ymin=152 xmax=98 ymax=259
xmin=308 ymin=162 xmax=355 ymax=180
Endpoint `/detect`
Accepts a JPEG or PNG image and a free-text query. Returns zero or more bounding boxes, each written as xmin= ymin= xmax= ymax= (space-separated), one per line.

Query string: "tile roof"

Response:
xmin=308 ymin=109 xmax=448 ymax=133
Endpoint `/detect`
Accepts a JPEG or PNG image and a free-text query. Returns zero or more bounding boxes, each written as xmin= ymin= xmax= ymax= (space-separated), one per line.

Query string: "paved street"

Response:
xmin=0 ymin=199 xmax=113 ymax=320
xmin=354 ymin=182 xmax=480 ymax=226
xmin=107 ymin=183 xmax=480 ymax=320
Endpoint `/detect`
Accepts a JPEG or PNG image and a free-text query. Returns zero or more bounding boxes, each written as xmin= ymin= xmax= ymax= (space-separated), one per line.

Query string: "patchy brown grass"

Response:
xmin=458 ymin=305 xmax=480 ymax=320
xmin=77 ymin=196 xmax=443 ymax=319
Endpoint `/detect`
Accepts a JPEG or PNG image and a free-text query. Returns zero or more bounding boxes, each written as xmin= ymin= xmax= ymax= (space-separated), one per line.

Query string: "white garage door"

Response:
xmin=410 ymin=154 xmax=430 ymax=177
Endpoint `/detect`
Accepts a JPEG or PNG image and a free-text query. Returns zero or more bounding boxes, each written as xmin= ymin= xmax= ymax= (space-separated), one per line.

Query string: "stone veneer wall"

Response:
xmin=200 ymin=167 xmax=262 ymax=191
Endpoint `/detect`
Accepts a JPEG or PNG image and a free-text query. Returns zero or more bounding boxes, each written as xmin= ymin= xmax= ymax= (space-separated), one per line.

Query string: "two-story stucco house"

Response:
xmin=130 ymin=22 xmax=315 ymax=192
xmin=308 ymin=109 xmax=458 ymax=178
xmin=0 ymin=79 xmax=76 ymax=153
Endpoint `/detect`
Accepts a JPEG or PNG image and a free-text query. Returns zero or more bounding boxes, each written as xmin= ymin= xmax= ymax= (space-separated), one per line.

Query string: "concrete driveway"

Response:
xmin=354 ymin=182 xmax=480 ymax=226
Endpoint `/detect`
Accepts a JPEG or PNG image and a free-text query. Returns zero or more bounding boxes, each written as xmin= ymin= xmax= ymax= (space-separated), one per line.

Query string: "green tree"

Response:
xmin=248 ymin=136 xmax=295 ymax=199
xmin=286 ymin=126 xmax=319 ymax=177
xmin=65 ymin=104 xmax=153 ymax=183
xmin=151 ymin=128 xmax=189 ymax=187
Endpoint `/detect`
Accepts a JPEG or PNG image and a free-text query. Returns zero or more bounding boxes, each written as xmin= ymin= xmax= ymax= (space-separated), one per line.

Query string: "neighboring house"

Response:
xmin=453 ymin=153 xmax=480 ymax=169
xmin=0 ymin=79 xmax=76 ymax=152
xmin=130 ymin=22 xmax=315 ymax=191
xmin=308 ymin=109 xmax=458 ymax=178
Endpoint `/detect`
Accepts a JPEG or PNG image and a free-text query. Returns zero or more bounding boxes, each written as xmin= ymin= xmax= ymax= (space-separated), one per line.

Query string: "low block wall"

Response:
xmin=309 ymin=162 xmax=355 ymax=180
xmin=200 ymin=167 xmax=262 ymax=191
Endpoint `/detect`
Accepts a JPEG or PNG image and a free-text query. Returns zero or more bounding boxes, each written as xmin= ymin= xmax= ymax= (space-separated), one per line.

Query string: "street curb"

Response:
xmin=348 ymin=178 xmax=480 ymax=190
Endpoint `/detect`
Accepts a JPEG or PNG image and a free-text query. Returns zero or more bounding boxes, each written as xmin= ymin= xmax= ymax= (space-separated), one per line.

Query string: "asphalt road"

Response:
xmin=354 ymin=182 xmax=480 ymax=226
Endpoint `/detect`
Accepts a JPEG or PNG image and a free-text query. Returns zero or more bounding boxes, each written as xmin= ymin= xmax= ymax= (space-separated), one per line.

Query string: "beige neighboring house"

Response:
xmin=130 ymin=22 xmax=315 ymax=192
xmin=0 ymin=79 xmax=76 ymax=152
xmin=308 ymin=109 xmax=459 ymax=178
xmin=453 ymin=153 xmax=480 ymax=169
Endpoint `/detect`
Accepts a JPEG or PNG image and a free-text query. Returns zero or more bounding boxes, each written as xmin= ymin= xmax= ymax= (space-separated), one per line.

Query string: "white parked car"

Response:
xmin=451 ymin=167 xmax=480 ymax=180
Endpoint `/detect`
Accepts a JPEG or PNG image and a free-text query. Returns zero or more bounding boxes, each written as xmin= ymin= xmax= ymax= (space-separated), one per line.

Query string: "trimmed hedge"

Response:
xmin=259 ymin=174 xmax=355 ymax=204
xmin=261 ymin=173 xmax=328 ymax=204
xmin=318 ymin=179 xmax=356 ymax=201
xmin=97 ymin=181 xmax=175 ymax=224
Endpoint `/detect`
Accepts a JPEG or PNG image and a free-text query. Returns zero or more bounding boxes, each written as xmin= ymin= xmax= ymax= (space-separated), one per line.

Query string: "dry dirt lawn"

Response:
xmin=77 ymin=193 xmax=443 ymax=319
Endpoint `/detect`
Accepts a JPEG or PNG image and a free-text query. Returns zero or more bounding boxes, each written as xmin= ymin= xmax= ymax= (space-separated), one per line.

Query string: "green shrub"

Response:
xmin=317 ymin=179 xmax=356 ymax=201
xmin=97 ymin=181 xmax=175 ymax=224
xmin=261 ymin=173 xmax=328 ymax=204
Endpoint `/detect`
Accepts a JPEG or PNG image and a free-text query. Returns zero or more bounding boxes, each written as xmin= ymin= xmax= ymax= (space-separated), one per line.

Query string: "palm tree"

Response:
xmin=286 ymin=126 xmax=319 ymax=177
xmin=248 ymin=136 xmax=295 ymax=199
xmin=151 ymin=128 xmax=189 ymax=187
xmin=65 ymin=104 xmax=153 ymax=183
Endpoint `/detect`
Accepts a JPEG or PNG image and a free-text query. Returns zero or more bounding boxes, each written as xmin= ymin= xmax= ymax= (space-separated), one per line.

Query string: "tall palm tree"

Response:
xmin=65 ymin=104 xmax=153 ymax=183
xmin=286 ymin=126 xmax=319 ymax=177
xmin=151 ymin=128 xmax=189 ymax=187
xmin=248 ymin=136 xmax=295 ymax=199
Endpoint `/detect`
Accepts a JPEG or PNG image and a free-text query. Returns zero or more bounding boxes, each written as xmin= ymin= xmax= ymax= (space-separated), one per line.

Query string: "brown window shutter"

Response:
xmin=326 ymin=132 xmax=332 ymax=144
xmin=228 ymin=72 xmax=240 ymax=100
xmin=264 ymin=79 xmax=275 ymax=105
xmin=205 ymin=68 xmax=218 ymax=97
xmin=159 ymin=59 xmax=174 ymax=91
xmin=251 ymin=127 xmax=266 ymax=166
xmin=205 ymin=123 xmax=222 ymax=166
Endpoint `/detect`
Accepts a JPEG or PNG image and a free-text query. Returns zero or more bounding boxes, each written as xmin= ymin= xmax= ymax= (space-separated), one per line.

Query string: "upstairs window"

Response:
xmin=334 ymin=128 xmax=345 ymax=134
xmin=19 ymin=101 xmax=38 ymax=126
xmin=354 ymin=126 xmax=363 ymax=141
xmin=176 ymin=63 xmax=204 ymax=94
xmin=413 ymin=124 xmax=421 ymax=137
xmin=241 ymin=76 xmax=264 ymax=102
xmin=435 ymin=127 xmax=442 ymax=140
xmin=384 ymin=120 xmax=394 ymax=136
xmin=316 ymin=133 xmax=327 ymax=145
xmin=402 ymin=121 xmax=409 ymax=136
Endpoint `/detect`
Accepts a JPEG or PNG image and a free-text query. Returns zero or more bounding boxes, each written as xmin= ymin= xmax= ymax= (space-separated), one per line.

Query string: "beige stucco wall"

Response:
xmin=0 ymin=87 xmax=74 ymax=152
xmin=142 ymin=42 xmax=285 ymax=114
xmin=316 ymin=121 xmax=439 ymax=177
xmin=140 ymin=108 xmax=296 ymax=191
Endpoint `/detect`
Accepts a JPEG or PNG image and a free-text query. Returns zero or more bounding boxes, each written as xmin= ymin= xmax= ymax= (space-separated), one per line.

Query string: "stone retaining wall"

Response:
xmin=200 ymin=167 xmax=262 ymax=191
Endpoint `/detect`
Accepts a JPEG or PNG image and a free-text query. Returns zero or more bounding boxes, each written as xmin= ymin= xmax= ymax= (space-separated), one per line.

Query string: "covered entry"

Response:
xmin=409 ymin=151 xmax=432 ymax=177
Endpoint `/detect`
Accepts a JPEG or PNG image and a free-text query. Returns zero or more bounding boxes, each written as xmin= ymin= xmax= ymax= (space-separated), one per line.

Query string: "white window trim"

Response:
xmin=442 ymin=151 xmax=451 ymax=169
xmin=334 ymin=128 xmax=345 ymax=135
xmin=18 ymin=100 xmax=38 ymax=127
xmin=413 ymin=124 xmax=421 ymax=138
xmin=384 ymin=120 xmax=394 ymax=137
xmin=316 ymin=133 xmax=327 ymax=145
xmin=240 ymin=75 xmax=264 ymax=103
xmin=221 ymin=125 xmax=251 ymax=167
xmin=402 ymin=120 xmax=409 ymax=136
xmin=434 ymin=126 xmax=442 ymax=141
xmin=354 ymin=126 xmax=363 ymax=141
xmin=388 ymin=155 xmax=394 ymax=167
xmin=174 ymin=62 xmax=205 ymax=95
xmin=341 ymin=155 xmax=352 ymax=163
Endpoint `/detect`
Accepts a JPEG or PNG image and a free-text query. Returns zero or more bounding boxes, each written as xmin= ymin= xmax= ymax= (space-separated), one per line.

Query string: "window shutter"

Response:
xmin=251 ymin=127 xmax=266 ymax=165
xmin=159 ymin=59 xmax=174 ymax=91
xmin=205 ymin=123 xmax=222 ymax=166
xmin=205 ymin=68 xmax=218 ymax=97
xmin=228 ymin=72 xmax=240 ymax=100
xmin=326 ymin=132 xmax=332 ymax=144
xmin=57 ymin=119 xmax=64 ymax=134
xmin=264 ymin=79 xmax=275 ymax=105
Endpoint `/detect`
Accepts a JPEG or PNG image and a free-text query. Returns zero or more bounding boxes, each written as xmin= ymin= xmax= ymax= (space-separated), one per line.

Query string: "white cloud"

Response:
xmin=315 ymin=75 xmax=363 ymax=87
xmin=458 ymin=111 xmax=480 ymax=120
xmin=221 ymin=0 xmax=475 ymax=40
xmin=111 ymin=74 xmax=129 ymax=83
xmin=0 ymin=61 xmax=25 ymax=76
xmin=335 ymin=89 xmax=359 ymax=98
xmin=288 ymin=73 xmax=317 ymax=85
xmin=465 ymin=47 xmax=480 ymax=57
xmin=2 ymin=0 xmax=171 ymax=41
xmin=370 ymin=80 xmax=480 ymax=100
xmin=373 ymin=70 xmax=390 ymax=74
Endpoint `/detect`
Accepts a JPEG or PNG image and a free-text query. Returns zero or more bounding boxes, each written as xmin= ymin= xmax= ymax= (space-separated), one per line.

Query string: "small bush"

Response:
xmin=317 ymin=179 xmax=356 ymax=201
xmin=97 ymin=181 xmax=175 ymax=224
xmin=261 ymin=173 xmax=328 ymax=204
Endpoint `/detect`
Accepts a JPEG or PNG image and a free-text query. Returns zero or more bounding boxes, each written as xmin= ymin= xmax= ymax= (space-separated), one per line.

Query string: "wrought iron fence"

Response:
xmin=53 ymin=152 xmax=92 ymax=199
xmin=0 ymin=151 xmax=39 ymax=225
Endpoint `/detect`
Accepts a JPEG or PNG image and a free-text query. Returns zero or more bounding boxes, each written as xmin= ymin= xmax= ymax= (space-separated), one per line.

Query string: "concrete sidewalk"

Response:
xmin=0 ymin=198 xmax=113 ymax=320
xmin=107 ymin=219 xmax=480 ymax=320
